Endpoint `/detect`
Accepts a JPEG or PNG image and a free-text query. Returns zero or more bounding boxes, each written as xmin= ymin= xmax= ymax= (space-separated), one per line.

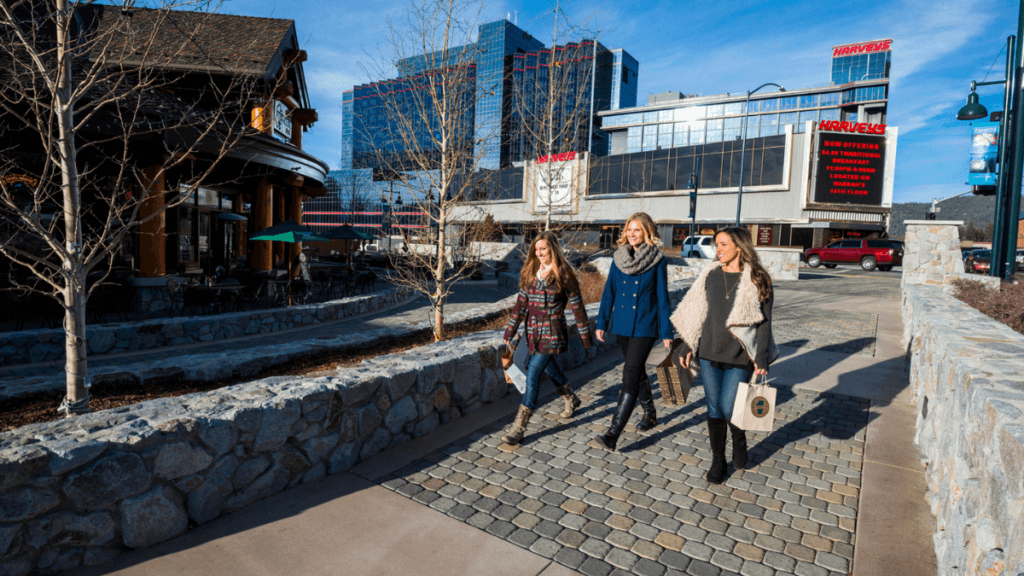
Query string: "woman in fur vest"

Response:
xmin=501 ymin=231 xmax=593 ymax=445
xmin=669 ymin=226 xmax=778 ymax=484
xmin=594 ymin=212 xmax=674 ymax=451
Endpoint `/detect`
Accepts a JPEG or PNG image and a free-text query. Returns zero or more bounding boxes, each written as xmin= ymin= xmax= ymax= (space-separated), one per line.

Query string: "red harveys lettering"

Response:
xmin=819 ymin=121 xmax=886 ymax=135
xmin=537 ymin=151 xmax=577 ymax=164
xmin=832 ymin=40 xmax=892 ymax=57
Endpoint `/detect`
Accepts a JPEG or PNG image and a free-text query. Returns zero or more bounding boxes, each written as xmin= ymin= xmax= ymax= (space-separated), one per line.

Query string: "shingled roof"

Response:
xmin=80 ymin=6 xmax=296 ymax=78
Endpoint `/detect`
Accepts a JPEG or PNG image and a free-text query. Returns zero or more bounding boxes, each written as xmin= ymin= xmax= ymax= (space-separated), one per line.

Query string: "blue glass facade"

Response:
xmin=611 ymin=49 xmax=638 ymax=110
xmin=831 ymin=50 xmax=890 ymax=85
xmin=340 ymin=18 xmax=637 ymax=176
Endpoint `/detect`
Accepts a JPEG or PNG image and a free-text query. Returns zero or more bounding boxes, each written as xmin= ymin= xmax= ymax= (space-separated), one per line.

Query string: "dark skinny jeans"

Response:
xmin=617 ymin=335 xmax=656 ymax=398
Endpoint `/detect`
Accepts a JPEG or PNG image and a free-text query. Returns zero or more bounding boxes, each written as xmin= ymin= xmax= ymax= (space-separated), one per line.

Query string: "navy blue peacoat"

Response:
xmin=596 ymin=258 xmax=673 ymax=340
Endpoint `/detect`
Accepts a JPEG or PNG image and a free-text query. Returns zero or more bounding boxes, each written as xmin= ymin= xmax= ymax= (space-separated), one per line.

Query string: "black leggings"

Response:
xmin=617 ymin=336 xmax=656 ymax=397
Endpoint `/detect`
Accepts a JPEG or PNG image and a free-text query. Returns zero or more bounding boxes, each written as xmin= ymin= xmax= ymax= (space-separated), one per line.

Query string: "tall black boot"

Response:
xmin=635 ymin=375 xmax=657 ymax=432
xmin=728 ymin=422 xmax=748 ymax=469
xmin=597 ymin=391 xmax=637 ymax=451
xmin=706 ymin=418 xmax=728 ymax=484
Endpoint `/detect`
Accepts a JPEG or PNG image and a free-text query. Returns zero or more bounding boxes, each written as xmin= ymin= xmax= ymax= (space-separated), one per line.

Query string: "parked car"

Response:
xmin=680 ymin=235 xmax=715 ymax=259
xmin=1017 ymin=249 xmax=1024 ymax=271
xmin=803 ymin=239 xmax=904 ymax=272
xmin=965 ymin=249 xmax=992 ymax=274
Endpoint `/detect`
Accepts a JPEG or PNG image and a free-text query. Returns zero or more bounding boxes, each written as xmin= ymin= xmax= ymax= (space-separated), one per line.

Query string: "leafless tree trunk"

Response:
xmin=357 ymin=0 xmax=492 ymax=341
xmin=0 ymin=0 xmax=268 ymax=414
xmin=507 ymin=5 xmax=600 ymax=232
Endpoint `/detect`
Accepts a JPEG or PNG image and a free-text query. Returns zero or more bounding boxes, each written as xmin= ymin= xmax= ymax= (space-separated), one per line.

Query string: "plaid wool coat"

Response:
xmin=503 ymin=275 xmax=592 ymax=355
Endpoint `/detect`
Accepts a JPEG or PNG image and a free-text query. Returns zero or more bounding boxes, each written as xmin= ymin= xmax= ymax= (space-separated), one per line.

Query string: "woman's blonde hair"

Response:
xmin=520 ymin=231 xmax=579 ymax=292
xmin=616 ymin=212 xmax=662 ymax=247
xmin=714 ymin=227 xmax=772 ymax=301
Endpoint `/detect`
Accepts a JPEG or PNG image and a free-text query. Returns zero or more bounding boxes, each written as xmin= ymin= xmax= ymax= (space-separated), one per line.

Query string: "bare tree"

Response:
xmin=508 ymin=4 xmax=600 ymax=231
xmin=355 ymin=0 xmax=496 ymax=341
xmin=0 ymin=0 xmax=269 ymax=414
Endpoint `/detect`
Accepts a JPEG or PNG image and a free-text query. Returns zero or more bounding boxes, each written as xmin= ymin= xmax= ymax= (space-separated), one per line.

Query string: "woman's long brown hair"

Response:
xmin=715 ymin=227 xmax=772 ymax=301
xmin=520 ymin=231 xmax=579 ymax=293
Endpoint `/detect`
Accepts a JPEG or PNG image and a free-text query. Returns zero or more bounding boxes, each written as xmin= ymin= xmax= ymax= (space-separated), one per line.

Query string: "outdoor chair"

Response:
xmin=296 ymin=262 xmax=326 ymax=302
xmin=88 ymin=279 xmax=132 ymax=323
xmin=237 ymin=278 xmax=266 ymax=311
xmin=354 ymin=270 xmax=378 ymax=294
xmin=181 ymin=284 xmax=217 ymax=316
xmin=166 ymin=279 xmax=185 ymax=317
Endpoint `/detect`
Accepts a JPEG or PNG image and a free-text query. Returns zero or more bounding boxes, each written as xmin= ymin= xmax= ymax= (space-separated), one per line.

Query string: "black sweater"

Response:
xmin=681 ymin=268 xmax=773 ymax=369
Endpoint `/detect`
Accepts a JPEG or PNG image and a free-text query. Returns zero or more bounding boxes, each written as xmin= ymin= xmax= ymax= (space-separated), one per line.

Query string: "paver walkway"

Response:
xmin=72 ymin=272 xmax=937 ymax=576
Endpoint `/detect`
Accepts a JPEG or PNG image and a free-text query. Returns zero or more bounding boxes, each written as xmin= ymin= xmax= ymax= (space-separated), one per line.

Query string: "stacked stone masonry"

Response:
xmin=902 ymin=284 xmax=1024 ymax=575
xmin=900 ymin=221 xmax=1001 ymax=293
xmin=0 ymin=284 xmax=690 ymax=575
xmin=0 ymin=288 xmax=414 ymax=368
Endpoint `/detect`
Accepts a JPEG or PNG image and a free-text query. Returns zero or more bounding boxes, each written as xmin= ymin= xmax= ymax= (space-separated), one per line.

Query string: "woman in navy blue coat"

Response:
xmin=594 ymin=212 xmax=674 ymax=450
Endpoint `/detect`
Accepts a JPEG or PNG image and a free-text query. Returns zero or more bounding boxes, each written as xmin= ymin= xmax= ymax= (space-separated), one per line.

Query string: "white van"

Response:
xmin=680 ymin=235 xmax=715 ymax=259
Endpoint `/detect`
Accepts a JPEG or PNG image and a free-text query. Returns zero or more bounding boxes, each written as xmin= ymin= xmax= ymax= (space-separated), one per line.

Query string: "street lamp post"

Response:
xmin=957 ymin=34 xmax=1018 ymax=279
xmin=736 ymin=83 xmax=784 ymax=227
xmin=687 ymin=156 xmax=702 ymax=242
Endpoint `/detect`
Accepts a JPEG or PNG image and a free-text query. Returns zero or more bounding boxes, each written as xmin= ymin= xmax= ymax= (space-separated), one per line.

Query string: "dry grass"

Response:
xmin=1 ymin=271 xmax=607 ymax=432
xmin=951 ymin=278 xmax=1024 ymax=336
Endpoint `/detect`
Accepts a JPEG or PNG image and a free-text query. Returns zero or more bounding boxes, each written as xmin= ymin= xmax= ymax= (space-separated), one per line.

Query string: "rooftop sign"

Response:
xmin=832 ymin=39 xmax=892 ymax=58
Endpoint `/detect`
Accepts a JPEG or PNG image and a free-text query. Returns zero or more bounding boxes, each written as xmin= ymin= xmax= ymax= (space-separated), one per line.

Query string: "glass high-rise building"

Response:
xmin=340 ymin=18 xmax=639 ymax=175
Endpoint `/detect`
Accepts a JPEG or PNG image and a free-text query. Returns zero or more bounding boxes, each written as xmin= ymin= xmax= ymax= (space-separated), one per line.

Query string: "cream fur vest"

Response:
xmin=669 ymin=261 xmax=779 ymax=373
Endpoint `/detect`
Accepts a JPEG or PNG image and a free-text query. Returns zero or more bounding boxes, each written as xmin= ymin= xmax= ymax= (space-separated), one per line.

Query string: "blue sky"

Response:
xmin=223 ymin=0 xmax=1021 ymax=204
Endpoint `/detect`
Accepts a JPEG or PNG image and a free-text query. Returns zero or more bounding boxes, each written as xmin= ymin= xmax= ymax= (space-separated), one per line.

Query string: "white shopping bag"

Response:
xmin=730 ymin=374 xmax=776 ymax=432
xmin=501 ymin=334 xmax=529 ymax=394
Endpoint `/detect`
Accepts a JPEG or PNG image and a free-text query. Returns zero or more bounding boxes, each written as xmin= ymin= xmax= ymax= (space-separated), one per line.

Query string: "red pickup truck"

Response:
xmin=804 ymin=239 xmax=904 ymax=272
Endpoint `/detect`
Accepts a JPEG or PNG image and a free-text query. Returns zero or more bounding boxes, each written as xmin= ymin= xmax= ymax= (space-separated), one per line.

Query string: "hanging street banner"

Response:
xmin=968 ymin=122 xmax=999 ymax=186
xmin=528 ymin=151 xmax=585 ymax=215
xmin=812 ymin=131 xmax=886 ymax=206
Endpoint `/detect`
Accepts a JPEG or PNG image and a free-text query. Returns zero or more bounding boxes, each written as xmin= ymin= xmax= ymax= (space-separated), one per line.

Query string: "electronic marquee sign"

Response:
xmin=812 ymin=131 xmax=886 ymax=206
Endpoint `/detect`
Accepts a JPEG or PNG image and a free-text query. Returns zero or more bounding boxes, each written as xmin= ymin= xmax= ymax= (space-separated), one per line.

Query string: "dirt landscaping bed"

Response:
xmin=1 ymin=269 xmax=606 ymax=432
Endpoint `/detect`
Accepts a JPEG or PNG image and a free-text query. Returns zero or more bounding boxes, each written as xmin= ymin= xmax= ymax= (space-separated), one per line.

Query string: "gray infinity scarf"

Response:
xmin=614 ymin=243 xmax=663 ymax=276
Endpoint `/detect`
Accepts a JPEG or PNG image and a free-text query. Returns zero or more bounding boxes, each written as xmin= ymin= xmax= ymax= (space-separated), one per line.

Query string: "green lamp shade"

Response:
xmin=957 ymin=92 xmax=989 ymax=121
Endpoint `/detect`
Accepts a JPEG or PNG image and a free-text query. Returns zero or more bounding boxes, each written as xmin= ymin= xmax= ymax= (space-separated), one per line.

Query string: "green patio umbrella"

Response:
xmin=248 ymin=220 xmax=331 ymax=243
xmin=321 ymin=225 xmax=377 ymax=274
xmin=248 ymin=220 xmax=330 ymax=305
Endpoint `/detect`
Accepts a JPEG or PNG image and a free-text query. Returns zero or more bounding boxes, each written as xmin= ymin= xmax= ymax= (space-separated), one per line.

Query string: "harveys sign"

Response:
xmin=819 ymin=121 xmax=886 ymax=135
xmin=832 ymin=39 xmax=892 ymax=58
xmin=537 ymin=151 xmax=577 ymax=164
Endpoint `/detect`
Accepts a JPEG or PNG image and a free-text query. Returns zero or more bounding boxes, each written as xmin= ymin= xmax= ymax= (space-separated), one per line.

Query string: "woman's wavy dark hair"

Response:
xmin=520 ymin=231 xmax=579 ymax=293
xmin=715 ymin=227 xmax=772 ymax=301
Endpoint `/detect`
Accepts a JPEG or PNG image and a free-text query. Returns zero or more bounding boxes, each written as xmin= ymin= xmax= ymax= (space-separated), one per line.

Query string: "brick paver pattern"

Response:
xmin=381 ymin=367 xmax=867 ymax=576
xmin=772 ymin=307 xmax=878 ymax=357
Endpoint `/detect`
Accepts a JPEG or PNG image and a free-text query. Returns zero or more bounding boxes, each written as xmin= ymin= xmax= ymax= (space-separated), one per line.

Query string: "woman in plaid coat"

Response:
xmin=501 ymin=231 xmax=593 ymax=445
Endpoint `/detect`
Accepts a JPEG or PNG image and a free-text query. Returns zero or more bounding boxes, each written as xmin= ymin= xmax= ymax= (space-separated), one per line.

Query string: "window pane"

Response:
xmin=658 ymin=133 xmax=673 ymax=148
xmin=779 ymin=97 xmax=797 ymax=111
xmin=779 ymin=112 xmax=798 ymax=126
xmin=746 ymin=100 xmax=760 ymax=113
xmin=799 ymin=94 xmax=818 ymax=108
xmin=643 ymin=133 xmax=657 ymax=147
xmin=724 ymin=102 xmax=743 ymax=116
xmin=627 ymin=136 xmax=641 ymax=148
xmin=723 ymin=128 xmax=740 ymax=141
xmin=706 ymin=127 xmax=722 ymax=143
xmin=706 ymin=118 xmax=723 ymax=130
xmin=674 ymin=121 xmax=687 ymax=132
xmin=724 ymin=117 xmax=742 ymax=129
xmin=706 ymin=104 xmax=723 ymax=118
xmin=690 ymin=129 xmax=705 ymax=145
xmin=820 ymin=92 xmax=840 ymax=106
xmin=643 ymin=125 xmax=658 ymax=136
xmin=628 ymin=126 xmax=642 ymax=137
xmin=674 ymin=131 xmax=688 ymax=147
xmin=798 ymin=110 xmax=818 ymax=124
xmin=759 ymin=124 xmax=778 ymax=137
xmin=659 ymin=109 xmax=674 ymax=122
xmin=643 ymin=111 xmax=659 ymax=123
xmin=759 ymin=98 xmax=778 ymax=112
xmin=820 ymin=108 xmax=840 ymax=121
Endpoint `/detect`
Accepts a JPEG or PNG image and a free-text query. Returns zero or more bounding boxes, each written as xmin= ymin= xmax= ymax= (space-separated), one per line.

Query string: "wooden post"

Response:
xmin=288 ymin=188 xmax=303 ymax=265
xmin=274 ymin=187 xmax=286 ymax=266
xmin=138 ymin=166 xmax=166 ymax=277
xmin=252 ymin=179 xmax=273 ymax=270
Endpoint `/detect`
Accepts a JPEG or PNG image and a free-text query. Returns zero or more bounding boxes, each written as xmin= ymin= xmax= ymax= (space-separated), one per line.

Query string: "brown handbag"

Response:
xmin=655 ymin=339 xmax=692 ymax=405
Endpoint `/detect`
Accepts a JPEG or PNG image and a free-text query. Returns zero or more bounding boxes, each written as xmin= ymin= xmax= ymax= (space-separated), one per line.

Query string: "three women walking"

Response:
xmin=501 ymin=231 xmax=592 ymax=445
xmin=670 ymin=226 xmax=778 ymax=483
xmin=594 ymin=213 xmax=674 ymax=451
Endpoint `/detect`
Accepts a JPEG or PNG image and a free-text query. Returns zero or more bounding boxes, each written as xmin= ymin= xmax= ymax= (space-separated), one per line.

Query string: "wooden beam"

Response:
xmin=284 ymin=49 xmax=307 ymax=65
xmin=292 ymin=108 xmax=318 ymax=126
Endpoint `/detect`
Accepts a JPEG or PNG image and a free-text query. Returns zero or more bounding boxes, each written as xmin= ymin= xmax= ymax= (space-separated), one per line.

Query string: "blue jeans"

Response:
xmin=699 ymin=359 xmax=753 ymax=420
xmin=522 ymin=353 xmax=568 ymax=410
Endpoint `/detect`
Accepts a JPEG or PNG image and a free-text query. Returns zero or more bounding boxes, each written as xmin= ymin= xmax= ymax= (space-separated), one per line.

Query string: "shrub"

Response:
xmin=577 ymin=269 xmax=606 ymax=305
xmin=952 ymin=278 xmax=1024 ymax=336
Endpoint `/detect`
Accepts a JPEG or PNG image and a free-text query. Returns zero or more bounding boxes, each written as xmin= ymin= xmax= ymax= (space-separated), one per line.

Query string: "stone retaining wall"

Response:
xmin=0 ymin=282 xmax=691 ymax=575
xmin=755 ymin=247 xmax=800 ymax=281
xmin=902 ymin=284 xmax=1024 ymax=575
xmin=0 ymin=288 xmax=414 ymax=368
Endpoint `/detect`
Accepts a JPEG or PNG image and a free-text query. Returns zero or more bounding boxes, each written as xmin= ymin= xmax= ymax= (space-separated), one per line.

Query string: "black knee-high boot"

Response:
xmin=597 ymin=391 xmax=637 ymax=451
xmin=706 ymin=418 xmax=728 ymax=484
xmin=635 ymin=375 xmax=657 ymax=432
xmin=729 ymin=422 xmax=748 ymax=469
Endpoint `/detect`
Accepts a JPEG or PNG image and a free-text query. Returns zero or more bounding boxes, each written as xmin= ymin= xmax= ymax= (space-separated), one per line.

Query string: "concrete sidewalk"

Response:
xmin=72 ymin=280 xmax=937 ymax=576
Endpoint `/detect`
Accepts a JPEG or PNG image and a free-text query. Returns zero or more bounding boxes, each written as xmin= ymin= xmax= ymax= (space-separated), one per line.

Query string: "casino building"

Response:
xmin=451 ymin=38 xmax=898 ymax=249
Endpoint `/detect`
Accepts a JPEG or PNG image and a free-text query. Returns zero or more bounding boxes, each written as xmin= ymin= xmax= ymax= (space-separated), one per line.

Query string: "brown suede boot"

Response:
xmin=555 ymin=384 xmax=581 ymax=418
xmin=501 ymin=405 xmax=533 ymax=445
